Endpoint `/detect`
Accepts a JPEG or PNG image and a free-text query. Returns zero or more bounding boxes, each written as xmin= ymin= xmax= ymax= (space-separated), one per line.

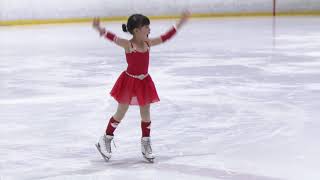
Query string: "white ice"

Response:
xmin=1 ymin=17 xmax=320 ymax=180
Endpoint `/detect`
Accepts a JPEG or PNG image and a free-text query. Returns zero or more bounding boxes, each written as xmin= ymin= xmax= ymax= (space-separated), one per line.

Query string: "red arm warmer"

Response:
xmin=160 ymin=26 xmax=177 ymax=42
xmin=105 ymin=31 xmax=117 ymax=42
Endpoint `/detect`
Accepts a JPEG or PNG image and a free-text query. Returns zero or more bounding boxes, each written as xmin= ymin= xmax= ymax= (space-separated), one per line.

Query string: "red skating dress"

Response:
xmin=110 ymin=42 xmax=160 ymax=106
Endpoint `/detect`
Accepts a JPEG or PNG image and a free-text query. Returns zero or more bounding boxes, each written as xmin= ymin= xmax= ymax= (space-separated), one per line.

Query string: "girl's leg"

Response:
xmin=113 ymin=103 xmax=130 ymax=122
xmin=139 ymin=104 xmax=151 ymax=137
xmin=139 ymin=104 xmax=154 ymax=161
xmin=105 ymin=103 xmax=129 ymax=136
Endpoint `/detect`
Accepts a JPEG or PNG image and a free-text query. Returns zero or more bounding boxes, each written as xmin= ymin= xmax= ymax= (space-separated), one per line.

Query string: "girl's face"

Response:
xmin=134 ymin=25 xmax=150 ymax=41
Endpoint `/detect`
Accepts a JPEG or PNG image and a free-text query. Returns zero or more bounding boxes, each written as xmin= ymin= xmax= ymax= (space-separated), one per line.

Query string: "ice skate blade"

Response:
xmin=145 ymin=157 xmax=154 ymax=163
xmin=95 ymin=143 xmax=110 ymax=162
xmin=142 ymin=153 xmax=155 ymax=163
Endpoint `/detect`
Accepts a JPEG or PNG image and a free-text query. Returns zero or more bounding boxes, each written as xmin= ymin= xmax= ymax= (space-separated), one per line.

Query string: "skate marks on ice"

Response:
xmin=154 ymin=152 xmax=285 ymax=180
xmin=33 ymin=152 xmax=214 ymax=180
xmin=27 ymin=151 xmax=284 ymax=180
xmin=35 ymin=157 xmax=284 ymax=180
xmin=155 ymin=163 xmax=284 ymax=180
xmin=23 ymin=158 xmax=144 ymax=180
xmin=33 ymin=157 xmax=155 ymax=180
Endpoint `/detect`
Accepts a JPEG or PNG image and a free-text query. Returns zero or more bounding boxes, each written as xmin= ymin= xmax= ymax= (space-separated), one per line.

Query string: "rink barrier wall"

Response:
xmin=1 ymin=11 xmax=320 ymax=26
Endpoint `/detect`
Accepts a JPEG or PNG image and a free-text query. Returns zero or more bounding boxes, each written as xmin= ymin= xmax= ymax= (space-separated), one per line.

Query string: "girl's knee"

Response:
xmin=140 ymin=104 xmax=151 ymax=121
xmin=114 ymin=103 xmax=129 ymax=121
xmin=140 ymin=111 xmax=150 ymax=122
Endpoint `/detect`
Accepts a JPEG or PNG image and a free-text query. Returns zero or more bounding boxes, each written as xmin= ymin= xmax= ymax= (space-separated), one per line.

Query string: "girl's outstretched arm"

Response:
xmin=93 ymin=17 xmax=130 ymax=49
xmin=149 ymin=10 xmax=190 ymax=46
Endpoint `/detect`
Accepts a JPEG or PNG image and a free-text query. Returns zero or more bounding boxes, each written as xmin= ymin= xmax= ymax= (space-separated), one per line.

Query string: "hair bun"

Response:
xmin=122 ymin=24 xmax=128 ymax=32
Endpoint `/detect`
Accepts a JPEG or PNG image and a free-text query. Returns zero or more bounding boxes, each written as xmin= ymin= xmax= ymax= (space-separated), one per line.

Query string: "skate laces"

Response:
xmin=142 ymin=138 xmax=152 ymax=154
xmin=112 ymin=139 xmax=117 ymax=150
xmin=103 ymin=135 xmax=116 ymax=153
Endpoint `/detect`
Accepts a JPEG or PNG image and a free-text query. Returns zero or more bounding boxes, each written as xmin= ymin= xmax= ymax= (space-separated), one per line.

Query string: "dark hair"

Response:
xmin=122 ymin=14 xmax=150 ymax=35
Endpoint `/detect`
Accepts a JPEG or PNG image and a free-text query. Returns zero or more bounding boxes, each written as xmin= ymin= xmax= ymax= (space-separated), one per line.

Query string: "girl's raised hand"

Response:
xmin=93 ymin=17 xmax=101 ymax=29
xmin=93 ymin=17 xmax=105 ymax=36
xmin=176 ymin=10 xmax=191 ymax=29
xmin=181 ymin=10 xmax=191 ymax=23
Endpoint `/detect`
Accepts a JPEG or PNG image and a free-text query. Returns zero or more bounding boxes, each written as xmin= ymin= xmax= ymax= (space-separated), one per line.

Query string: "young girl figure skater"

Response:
xmin=93 ymin=11 xmax=190 ymax=162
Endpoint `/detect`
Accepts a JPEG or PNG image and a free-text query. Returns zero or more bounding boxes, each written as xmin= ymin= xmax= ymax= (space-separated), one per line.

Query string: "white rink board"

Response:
xmin=0 ymin=0 xmax=320 ymax=21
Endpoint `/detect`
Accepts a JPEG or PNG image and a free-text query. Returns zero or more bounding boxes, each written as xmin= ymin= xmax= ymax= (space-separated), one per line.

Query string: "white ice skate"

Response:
xmin=95 ymin=134 xmax=114 ymax=162
xmin=141 ymin=137 xmax=155 ymax=163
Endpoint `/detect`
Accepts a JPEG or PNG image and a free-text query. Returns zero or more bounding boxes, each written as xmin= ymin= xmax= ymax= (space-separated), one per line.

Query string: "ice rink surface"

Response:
xmin=1 ymin=17 xmax=320 ymax=180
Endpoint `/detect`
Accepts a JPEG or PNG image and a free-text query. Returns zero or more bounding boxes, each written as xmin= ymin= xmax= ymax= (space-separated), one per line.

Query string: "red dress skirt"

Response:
xmin=110 ymin=48 xmax=160 ymax=106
